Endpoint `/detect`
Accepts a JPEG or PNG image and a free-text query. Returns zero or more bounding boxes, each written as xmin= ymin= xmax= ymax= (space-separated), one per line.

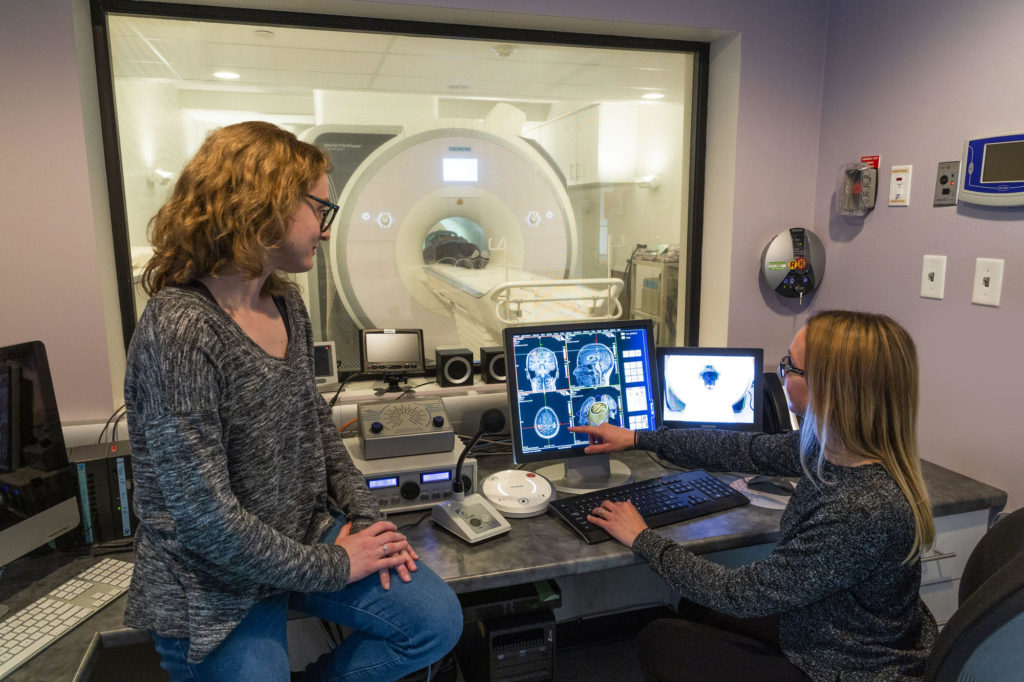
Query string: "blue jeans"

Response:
xmin=151 ymin=516 xmax=463 ymax=681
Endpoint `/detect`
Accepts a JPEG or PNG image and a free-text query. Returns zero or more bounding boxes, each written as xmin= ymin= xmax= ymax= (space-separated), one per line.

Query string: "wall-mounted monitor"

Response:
xmin=503 ymin=319 xmax=659 ymax=494
xmin=960 ymin=131 xmax=1024 ymax=206
xmin=657 ymin=347 xmax=764 ymax=432
xmin=360 ymin=328 xmax=425 ymax=393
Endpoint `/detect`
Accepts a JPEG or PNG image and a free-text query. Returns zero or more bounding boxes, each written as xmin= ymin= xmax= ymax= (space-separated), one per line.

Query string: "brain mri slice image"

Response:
xmin=572 ymin=343 xmax=614 ymax=387
xmin=577 ymin=394 xmax=619 ymax=426
xmin=526 ymin=346 xmax=559 ymax=391
xmin=699 ymin=365 xmax=719 ymax=388
xmin=664 ymin=356 xmax=756 ymax=424
xmin=534 ymin=406 xmax=561 ymax=439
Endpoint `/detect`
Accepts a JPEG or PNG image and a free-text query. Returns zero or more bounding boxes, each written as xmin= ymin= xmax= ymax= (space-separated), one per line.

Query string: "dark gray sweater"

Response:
xmin=123 ymin=284 xmax=382 ymax=662
xmin=633 ymin=428 xmax=936 ymax=681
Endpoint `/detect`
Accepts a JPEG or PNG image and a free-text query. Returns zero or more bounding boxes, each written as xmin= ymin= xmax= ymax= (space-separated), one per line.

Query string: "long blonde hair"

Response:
xmin=799 ymin=310 xmax=934 ymax=562
xmin=142 ymin=121 xmax=330 ymax=297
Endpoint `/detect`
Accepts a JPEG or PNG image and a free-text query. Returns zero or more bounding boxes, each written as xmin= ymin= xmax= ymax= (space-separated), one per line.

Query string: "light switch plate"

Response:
xmin=933 ymin=160 xmax=960 ymax=206
xmin=889 ymin=165 xmax=912 ymax=206
xmin=921 ymin=255 xmax=946 ymax=299
xmin=971 ymin=258 xmax=1004 ymax=307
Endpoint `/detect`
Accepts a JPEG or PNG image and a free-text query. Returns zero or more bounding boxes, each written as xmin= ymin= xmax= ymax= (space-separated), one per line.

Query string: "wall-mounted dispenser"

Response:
xmin=836 ymin=162 xmax=877 ymax=216
xmin=761 ymin=228 xmax=825 ymax=304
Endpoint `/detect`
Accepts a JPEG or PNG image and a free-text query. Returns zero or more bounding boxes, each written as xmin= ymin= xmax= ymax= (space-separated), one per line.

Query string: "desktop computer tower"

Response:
xmin=456 ymin=581 xmax=559 ymax=681
xmin=481 ymin=610 xmax=555 ymax=682
xmin=67 ymin=441 xmax=136 ymax=544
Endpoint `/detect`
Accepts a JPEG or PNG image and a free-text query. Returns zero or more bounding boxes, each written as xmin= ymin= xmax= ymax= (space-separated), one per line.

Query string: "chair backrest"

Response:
xmin=959 ymin=508 xmax=1024 ymax=604
xmin=924 ymin=508 xmax=1024 ymax=681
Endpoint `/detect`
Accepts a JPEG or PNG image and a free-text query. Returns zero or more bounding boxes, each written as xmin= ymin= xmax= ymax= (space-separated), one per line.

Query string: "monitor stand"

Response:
xmin=373 ymin=373 xmax=409 ymax=396
xmin=536 ymin=454 xmax=634 ymax=495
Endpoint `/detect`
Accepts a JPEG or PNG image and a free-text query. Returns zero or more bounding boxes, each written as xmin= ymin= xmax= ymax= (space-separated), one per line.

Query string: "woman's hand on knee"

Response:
xmin=333 ymin=520 xmax=412 ymax=586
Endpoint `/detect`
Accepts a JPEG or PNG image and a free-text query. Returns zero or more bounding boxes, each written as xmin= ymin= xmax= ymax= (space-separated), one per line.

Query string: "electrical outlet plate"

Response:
xmin=972 ymin=258 xmax=1004 ymax=307
xmin=921 ymin=255 xmax=947 ymax=299
xmin=889 ymin=165 xmax=912 ymax=206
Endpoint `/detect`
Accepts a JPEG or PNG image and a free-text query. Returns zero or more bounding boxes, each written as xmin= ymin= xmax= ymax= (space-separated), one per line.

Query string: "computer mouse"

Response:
xmin=746 ymin=475 xmax=795 ymax=497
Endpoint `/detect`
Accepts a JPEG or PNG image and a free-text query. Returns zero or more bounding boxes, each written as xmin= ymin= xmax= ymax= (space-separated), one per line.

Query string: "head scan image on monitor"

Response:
xmin=657 ymin=347 xmax=764 ymax=432
xmin=503 ymin=319 xmax=659 ymax=494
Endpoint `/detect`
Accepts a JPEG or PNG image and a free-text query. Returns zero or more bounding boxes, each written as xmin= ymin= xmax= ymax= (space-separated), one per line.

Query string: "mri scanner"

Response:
xmin=303 ymin=104 xmax=623 ymax=362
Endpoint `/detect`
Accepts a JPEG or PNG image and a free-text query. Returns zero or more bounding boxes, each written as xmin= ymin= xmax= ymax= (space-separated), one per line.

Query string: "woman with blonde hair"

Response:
xmin=124 ymin=121 xmax=461 ymax=681
xmin=570 ymin=310 xmax=936 ymax=681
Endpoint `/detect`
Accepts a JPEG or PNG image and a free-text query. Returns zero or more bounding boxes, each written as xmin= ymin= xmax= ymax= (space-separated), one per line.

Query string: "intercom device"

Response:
xmin=344 ymin=435 xmax=478 ymax=514
xmin=960 ymin=130 xmax=1024 ymax=206
xmin=360 ymin=328 xmax=425 ymax=393
xmin=761 ymin=228 xmax=825 ymax=303
xmin=312 ymin=341 xmax=338 ymax=389
xmin=836 ymin=162 xmax=878 ymax=216
xmin=356 ymin=397 xmax=455 ymax=459
xmin=431 ymin=408 xmax=511 ymax=543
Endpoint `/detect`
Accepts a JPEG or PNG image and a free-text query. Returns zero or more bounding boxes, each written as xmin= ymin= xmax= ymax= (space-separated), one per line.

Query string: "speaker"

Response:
xmin=480 ymin=346 xmax=506 ymax=384
xmin=435 ymin=348 xmax=474 ymax=388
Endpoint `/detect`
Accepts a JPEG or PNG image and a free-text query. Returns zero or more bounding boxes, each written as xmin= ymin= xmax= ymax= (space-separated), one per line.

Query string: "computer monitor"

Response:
xmin=503 ymin=319 xmax=659 ymax=494
xmin=0 ymin=341 xmax=79 ymax=575
xmin=359 ymin=328 xmax=425 ymax=393
xmin=656 ymin=346 xmax=764 ymax=432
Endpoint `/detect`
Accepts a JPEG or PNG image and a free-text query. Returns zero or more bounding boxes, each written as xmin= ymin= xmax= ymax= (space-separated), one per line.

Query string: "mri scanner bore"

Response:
xmin=302 ymin=105 xmax=625 ymax=367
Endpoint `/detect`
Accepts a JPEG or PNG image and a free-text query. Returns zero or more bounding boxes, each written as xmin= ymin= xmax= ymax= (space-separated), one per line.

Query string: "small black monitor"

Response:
xmin=656 ymin=347 xmax=764 ymax=432
xmin=503 ymin=319 xmax=659 ymax=494
xmin=359 ymin=328 xmax=425 ymax=393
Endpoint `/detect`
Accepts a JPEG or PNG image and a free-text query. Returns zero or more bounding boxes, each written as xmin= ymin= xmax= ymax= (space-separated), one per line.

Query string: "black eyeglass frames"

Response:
xmin=778 ymin=355 xmax=805 ymax=379
xmin=306 ymin=194 xmax=339 ymax=234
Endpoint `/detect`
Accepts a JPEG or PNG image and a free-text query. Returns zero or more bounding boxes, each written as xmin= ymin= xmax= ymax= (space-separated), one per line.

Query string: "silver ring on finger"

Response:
xmin=382 ymin=543 xmax=389 ymax=557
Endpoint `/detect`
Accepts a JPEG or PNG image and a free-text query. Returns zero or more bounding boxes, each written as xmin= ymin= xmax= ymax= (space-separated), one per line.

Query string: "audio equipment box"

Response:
xmin=344 ymin=436 xmax=477 ymax=514
xmin=357 ymin=397 xmax=455 ymax=459
xmin=66 ymin=441 xmax=136 ymax=544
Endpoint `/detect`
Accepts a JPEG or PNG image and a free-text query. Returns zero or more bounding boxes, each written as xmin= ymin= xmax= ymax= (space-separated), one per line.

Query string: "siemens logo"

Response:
xmin=448 ymin=146 xmax=472 ymax=152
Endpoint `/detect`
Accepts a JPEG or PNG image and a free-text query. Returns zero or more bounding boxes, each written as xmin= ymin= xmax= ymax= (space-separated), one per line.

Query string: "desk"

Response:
xmin=1 ymin=454 xmax=1006 ymax=681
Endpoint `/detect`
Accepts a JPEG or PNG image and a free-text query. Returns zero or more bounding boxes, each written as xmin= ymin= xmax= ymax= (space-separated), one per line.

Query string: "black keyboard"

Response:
xmin=549 ymin=469 xmax=749 ymax=544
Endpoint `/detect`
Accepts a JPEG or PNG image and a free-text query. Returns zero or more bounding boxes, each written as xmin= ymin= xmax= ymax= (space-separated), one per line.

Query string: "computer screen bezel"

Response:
xmin=359 ymin=328 xmax=426 ymax=374
xmin=503 ymin=318 xmax=660 ymax=467
xmin=656 ymin=346 xmax=765 ymax=432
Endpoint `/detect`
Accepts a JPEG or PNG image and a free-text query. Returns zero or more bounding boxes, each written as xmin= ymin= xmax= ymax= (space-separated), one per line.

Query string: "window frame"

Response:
xmin=90 ymin=0 xmax=709 ymax=351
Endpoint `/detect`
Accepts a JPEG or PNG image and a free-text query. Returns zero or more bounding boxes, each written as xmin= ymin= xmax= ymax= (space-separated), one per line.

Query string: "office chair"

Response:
xmin=924 ymin=507 xmax=1024 ymax=681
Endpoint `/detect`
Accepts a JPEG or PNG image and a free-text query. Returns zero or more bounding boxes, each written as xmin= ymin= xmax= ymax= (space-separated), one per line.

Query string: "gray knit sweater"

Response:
xmin=123 ymin=283 xmax=382 ymax=663
xmin=633 ymin=428 xmax=936 ymax=681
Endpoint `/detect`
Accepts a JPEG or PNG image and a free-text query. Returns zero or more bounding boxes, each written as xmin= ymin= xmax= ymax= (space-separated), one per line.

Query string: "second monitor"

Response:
xmin=657 ymin=346 xmax=764 ymax=432
xmin=360 ymin=328 xmax=425 ymax=394
xmin=503 ymin=319 xmax=659 ymax=494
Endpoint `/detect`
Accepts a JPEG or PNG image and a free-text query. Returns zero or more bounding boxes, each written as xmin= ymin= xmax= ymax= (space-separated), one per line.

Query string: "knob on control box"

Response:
xmin=357 ymin=397 xmax=455 ymax=459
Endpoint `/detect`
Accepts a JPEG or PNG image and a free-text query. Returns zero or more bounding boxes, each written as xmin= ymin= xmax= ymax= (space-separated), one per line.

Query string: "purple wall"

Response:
xmin=808 ymin=0 xmax=1024 ymax=508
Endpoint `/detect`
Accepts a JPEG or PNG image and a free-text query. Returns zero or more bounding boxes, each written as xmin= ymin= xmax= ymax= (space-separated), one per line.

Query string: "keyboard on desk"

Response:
xmin=549 ymin=469 xmax=749 ymax=544
xmin=0 ymin=557 xmax=134 ymax=679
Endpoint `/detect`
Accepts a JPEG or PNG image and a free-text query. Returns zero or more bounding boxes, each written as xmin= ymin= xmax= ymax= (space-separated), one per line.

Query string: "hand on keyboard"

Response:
xmin=549 ymin=470 xmax=749 ymax=544
xmin=587 ymin=499 xmax=649 ymax=547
